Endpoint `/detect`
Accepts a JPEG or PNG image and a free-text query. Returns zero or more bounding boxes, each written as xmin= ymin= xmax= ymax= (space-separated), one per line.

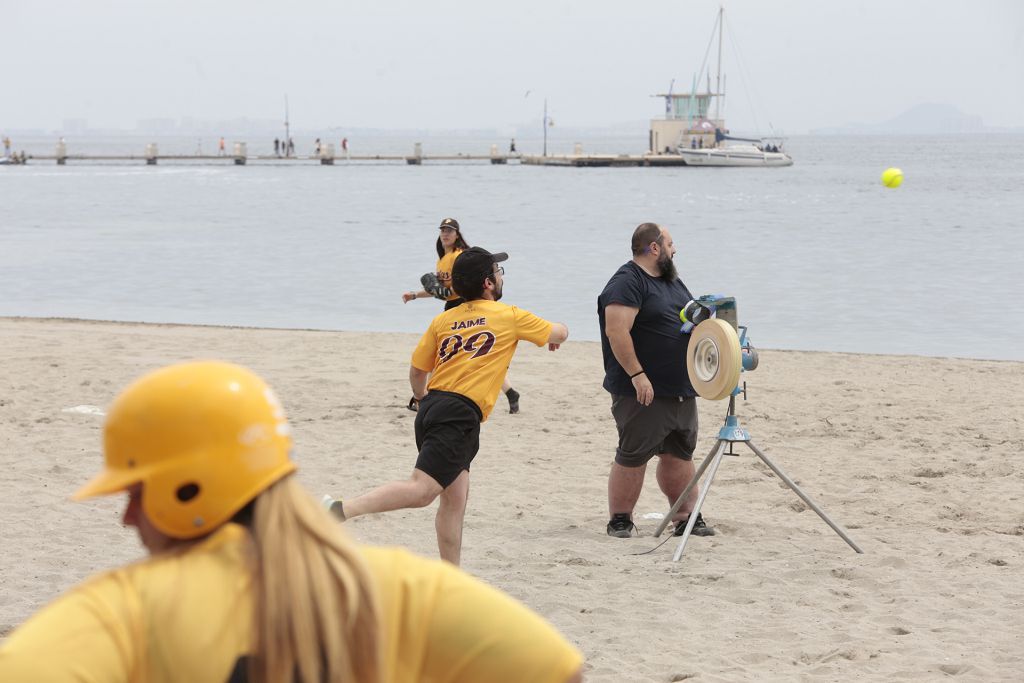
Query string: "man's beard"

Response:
xmin=493 ymin=281 xmax=503 ymax=301
xmin=657 ymin=252 xmax=677 ymax=282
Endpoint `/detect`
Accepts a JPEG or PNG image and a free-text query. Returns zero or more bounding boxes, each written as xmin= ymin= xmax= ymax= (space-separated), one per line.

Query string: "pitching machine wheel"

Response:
xmin=686 ymin=319 xmax=742 ymax=401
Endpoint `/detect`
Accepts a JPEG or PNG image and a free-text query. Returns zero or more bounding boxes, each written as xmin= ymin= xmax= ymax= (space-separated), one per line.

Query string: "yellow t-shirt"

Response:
xmin=411 ymin=299 xmax=552 ymax=420
xmin=0 ymin=524 xmax=582 ymax=683
xmin=435 ymin=249 xmax=463 ymax=302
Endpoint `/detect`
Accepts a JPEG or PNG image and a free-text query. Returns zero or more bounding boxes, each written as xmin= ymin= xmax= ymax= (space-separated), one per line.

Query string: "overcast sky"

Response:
xmin=4 ymin=0 xmax=1022 ymax=134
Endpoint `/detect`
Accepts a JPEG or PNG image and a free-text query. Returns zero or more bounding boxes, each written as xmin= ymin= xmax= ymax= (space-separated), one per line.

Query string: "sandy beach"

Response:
xmin=1 ymin=316 xmax=1021 ymax=681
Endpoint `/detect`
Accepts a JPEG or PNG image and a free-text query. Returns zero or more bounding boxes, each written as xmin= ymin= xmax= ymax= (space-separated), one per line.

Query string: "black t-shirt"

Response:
xmin=597 ymin=261 xmax=696 ymax=398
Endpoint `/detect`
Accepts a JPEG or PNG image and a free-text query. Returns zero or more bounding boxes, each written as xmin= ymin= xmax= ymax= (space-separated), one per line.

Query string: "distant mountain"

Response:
xmin=812 ymin=103 xmax=1022 ymax=135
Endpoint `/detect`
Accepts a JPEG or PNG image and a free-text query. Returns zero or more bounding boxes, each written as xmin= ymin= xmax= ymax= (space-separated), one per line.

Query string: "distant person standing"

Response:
xmin=342 ymin=137 xmax=349 ymax=157
xmin=218 ymin=137 xmax=226 ymax=156
xmin=315 ymin=138 xmax=322 ymax=156
xmin=274 ymin=138 xmax=280 ymax=156
xmin=3 ymin=136 xmax=11 ymax=156
xmin=510 ymin=138 xmax=517 ymax=153
xmin=598 ymin=222 xmax=716 ymax=539
xmin=287 ymin=138 xmax=295 ymax=157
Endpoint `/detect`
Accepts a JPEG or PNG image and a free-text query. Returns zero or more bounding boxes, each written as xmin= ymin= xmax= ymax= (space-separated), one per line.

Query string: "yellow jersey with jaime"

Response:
xmin=412 ymin=299 xmax=552 ymax=420
xmin=0 ymin=524 xmax=582 ymax=683
xmin=436 ymin=248 xmax=463 ymax=302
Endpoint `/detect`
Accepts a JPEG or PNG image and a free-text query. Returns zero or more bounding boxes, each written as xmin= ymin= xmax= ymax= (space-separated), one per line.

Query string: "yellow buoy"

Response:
xmin=881 ymin=167 xmax=903 ymax=188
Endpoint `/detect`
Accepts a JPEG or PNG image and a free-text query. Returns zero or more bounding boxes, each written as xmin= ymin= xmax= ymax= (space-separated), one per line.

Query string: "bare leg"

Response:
xmin=608 ymin=461 xmax=648 ymax=517
xmin=343 ymin=468 xmax=443 ymax=519
xmin=501 ymin=376 xmax=512 ymax=392
xmin=435 ymin=470 xmax=470 ymax=565
xmin=656 ymin=456 xmax=698 ymax=522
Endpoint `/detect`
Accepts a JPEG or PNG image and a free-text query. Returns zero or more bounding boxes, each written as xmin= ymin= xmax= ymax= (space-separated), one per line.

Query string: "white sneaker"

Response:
xmin=321 ymin=494 xmax=346 ymax=521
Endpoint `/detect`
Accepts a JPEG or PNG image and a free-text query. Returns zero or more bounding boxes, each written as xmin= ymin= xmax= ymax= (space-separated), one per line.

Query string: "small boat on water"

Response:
xmin=649 ymin=7 xmax=792 ymax=168
xmin=677 ymin=131 xmax=792 ymax=167
xmin=678 ymin=144 xmax=793 ymax=167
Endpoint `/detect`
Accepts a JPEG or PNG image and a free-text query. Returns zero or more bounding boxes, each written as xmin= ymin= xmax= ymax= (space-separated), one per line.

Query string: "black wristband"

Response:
xmin=629 ymin=369 xmax=646 ymax=379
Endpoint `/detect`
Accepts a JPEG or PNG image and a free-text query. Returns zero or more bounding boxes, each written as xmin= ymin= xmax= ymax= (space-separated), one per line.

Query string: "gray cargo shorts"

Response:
xmin=611 ymin=394 xmax=698 ymax=467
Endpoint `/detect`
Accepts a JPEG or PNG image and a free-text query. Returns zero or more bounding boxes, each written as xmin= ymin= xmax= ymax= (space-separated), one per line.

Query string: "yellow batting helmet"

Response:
xmin=74 ymin=361 xmax=296 ymax=539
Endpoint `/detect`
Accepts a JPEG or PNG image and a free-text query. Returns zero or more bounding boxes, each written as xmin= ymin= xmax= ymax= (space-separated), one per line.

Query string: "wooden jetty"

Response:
xmin=7 ymin=141 xmax=692 ymax=168
xmin=20 ymin=153 xmax=513 ymax=166
xmin=11 ymin=141 xmax=519 ymax=167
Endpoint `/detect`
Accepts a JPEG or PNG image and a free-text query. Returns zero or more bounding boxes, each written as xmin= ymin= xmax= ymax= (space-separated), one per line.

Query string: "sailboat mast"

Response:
xmin=543 ymin=98 xmax=548 ymax=156
xmin=714 ymin=5 xmax=723 ymax=124
xmin=722 ymin=74 xmax=727 ymax=121
xmin=284 ymin=94 xmax=291 ymax=147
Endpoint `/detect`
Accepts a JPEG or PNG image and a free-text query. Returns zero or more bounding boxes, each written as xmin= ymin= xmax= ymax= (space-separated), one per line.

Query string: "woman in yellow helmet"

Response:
xmin=0 ymin=361 xmax=583 ymax=683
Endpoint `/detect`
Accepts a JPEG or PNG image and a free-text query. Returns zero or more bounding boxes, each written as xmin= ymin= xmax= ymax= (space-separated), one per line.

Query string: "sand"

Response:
xmin=1 ymin=317 xmax=1022 ymax=681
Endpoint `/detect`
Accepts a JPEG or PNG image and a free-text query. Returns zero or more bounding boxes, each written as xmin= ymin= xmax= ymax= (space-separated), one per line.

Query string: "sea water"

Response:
xmin=2 ymin=133 xmax=1022 ymax=361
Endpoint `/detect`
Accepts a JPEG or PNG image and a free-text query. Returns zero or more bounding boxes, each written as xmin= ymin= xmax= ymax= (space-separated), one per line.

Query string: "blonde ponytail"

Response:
xmin=248 ymin=475 xmax=382 ymax=683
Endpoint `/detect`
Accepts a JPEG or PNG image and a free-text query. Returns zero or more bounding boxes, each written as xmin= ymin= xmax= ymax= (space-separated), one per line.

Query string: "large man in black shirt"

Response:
xmin=597 ymin=223 xmax=715 ymax=538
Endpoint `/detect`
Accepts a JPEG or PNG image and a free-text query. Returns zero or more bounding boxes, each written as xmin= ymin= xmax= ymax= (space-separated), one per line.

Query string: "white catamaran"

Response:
xmin=648 ymin=6 xmax=793 ymax=167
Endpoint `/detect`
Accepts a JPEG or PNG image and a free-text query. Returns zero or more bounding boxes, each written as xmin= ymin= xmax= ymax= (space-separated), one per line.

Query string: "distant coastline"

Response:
xmin=811 ymin=102 xmax=1023 ymax=135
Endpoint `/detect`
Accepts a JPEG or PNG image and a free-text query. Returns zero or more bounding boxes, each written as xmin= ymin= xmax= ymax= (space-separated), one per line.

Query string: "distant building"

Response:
xmin=649 ymin=90 xmax=724 ymax=153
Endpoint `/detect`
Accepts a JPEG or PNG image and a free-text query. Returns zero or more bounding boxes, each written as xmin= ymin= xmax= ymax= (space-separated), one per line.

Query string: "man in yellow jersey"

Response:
xmin=325 ymin=247 xmax=569 ymax=565
xmin=403 ymin=218 xmax=525 ymax=414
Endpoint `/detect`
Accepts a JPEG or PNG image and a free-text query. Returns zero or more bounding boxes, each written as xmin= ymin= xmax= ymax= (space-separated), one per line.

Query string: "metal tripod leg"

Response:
xmin=672 ymin=444 xmax=727 ymax=561
xmin=745 ymin=440 xmax=863 ymax=554
xmin=652 ymin=439 xmax=725 ymax=538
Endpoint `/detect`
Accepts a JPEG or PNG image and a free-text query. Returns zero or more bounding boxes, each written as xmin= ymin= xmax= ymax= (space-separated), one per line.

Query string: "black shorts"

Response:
xmin=610 ymin=394 xmax=698 ymax=467
xmin=414 ymin=390 xmax=482 ymax=488
xmin=443 ymin=298 xmax=465 ymax=310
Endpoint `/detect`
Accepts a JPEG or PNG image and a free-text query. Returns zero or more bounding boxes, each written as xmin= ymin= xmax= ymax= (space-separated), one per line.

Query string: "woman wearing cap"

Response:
xmin=0 ymin=361 xmax=584 ymax=683
xmin=402 ymin=217 xmax=522 ymax=414
xmin=401 ymin=217 xmax=470 ymax=311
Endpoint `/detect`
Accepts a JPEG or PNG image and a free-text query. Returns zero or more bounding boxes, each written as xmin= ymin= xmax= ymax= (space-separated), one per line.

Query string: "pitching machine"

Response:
xmin=653 ymin=295 xmax=864 ymax=561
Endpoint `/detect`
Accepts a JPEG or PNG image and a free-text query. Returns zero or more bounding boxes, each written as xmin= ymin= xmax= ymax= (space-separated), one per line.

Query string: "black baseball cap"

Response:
xmin=439 ymin=217 xmax=460 ymax=231
xmin=452 ymin=246 xmax=508 ymax=283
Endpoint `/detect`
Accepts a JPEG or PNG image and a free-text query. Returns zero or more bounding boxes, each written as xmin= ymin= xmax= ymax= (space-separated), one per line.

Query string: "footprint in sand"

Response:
xmin=938 ymin=664 xmax=973 ymax=675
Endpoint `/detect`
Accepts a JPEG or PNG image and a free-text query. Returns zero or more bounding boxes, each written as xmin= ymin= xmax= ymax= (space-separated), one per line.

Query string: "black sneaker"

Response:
xmin=506 ymin=388 xmax=520 ymax=414
xmin=674 ymin=512 xmax=715 ymax=537
xmin=606 ymin=513 xmax=636 ymax=538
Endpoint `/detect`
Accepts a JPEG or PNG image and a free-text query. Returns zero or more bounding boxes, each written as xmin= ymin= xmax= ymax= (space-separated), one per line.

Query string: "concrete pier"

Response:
xmin=520 ymin=154 xmax=689 ymax=167
xmin=8 ymin=142 xmax=692 ymax=167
